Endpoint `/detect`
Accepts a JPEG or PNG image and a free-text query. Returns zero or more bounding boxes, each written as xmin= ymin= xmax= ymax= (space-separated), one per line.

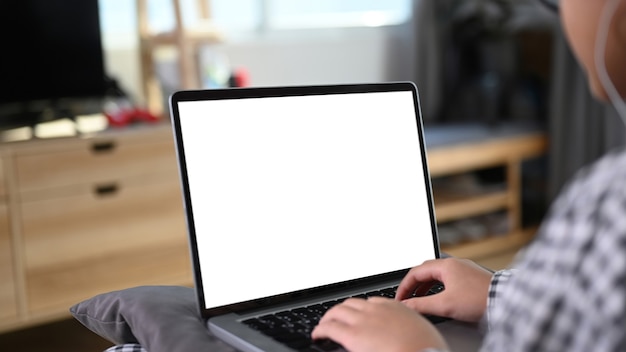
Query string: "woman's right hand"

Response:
xmin=395 ymin=257 xmax=494 ymax=323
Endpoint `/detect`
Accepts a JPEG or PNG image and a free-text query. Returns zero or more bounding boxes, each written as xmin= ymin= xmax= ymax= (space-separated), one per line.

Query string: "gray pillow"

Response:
xmin=70 ymin=286 xmax=235 ymax=352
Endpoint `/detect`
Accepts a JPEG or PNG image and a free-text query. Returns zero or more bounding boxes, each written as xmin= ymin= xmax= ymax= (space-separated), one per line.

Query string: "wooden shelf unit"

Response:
xmin=137 ymin=0 xmax=222 ymax=116
xmin=434 ymin=190 xmax=510 ymax=223
xmin=0 ymin=124 xmax=547 ymax=333
xmin=427 ymin=132 xmax=548 ymax=260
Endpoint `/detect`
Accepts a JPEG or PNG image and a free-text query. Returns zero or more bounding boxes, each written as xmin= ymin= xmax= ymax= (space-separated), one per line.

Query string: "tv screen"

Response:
xmin=0 ymin=1 xmax=106 ymax=117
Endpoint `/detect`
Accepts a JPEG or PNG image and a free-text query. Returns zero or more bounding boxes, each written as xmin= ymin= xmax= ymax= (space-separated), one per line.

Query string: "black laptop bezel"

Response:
xmin=169 ymin=82 xmax=441 ymax=319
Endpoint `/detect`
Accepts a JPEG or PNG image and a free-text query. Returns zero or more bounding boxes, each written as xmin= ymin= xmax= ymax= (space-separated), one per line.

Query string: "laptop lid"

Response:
xmin=169 ymin=82 xmax=440 ymax=320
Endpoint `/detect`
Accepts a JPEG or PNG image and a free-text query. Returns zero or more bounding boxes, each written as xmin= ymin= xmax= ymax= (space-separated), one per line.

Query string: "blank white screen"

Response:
xmin=177 ymin=90 xmax=436 ymax=309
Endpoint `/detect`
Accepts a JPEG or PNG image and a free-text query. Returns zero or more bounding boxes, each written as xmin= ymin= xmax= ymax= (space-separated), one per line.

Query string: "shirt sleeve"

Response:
xmin=480 ymin=149 xmax=626 ymax=351
xmin=484 ymin=269 xmax=516 ymax=331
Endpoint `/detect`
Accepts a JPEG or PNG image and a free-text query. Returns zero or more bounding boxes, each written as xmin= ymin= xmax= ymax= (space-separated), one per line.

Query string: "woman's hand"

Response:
xmin=396 ymin=257 xmax=493 ymax=323
xmin=312 ymin=297 xmax=448 ymax=352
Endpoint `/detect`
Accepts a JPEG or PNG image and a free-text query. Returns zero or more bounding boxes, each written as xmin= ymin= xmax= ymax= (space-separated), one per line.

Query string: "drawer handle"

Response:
xmin=95 ymin=183 xmax=119 ymax=196
xmin=91 ymin=141 xmax=116 ymax=154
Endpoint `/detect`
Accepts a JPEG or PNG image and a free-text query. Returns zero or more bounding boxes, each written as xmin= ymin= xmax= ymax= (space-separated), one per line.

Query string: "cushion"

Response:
xmin=70 ymin=286 xmax=235 ymax=352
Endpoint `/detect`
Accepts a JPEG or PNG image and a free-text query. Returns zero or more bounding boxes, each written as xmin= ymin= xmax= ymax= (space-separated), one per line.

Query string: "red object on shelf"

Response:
xmin=104 ymin=99 xmax=159 ymax=128
xmin=231 ymin=67 xmax=250 ymax=88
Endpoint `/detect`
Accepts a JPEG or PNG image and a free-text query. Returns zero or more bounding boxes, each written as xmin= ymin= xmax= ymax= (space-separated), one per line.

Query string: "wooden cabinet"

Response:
xmin=21 ymin=178 xmax=189 ymax=314
xmin=0 ymin=203 xmax=17 ymax=322
xmin=0 ymin=123 xmax=191 ymax=332
xmin=0 ymin=154 xmax=18 ymax=322
xmin=0 ymin=156 xmax=6 ymax=196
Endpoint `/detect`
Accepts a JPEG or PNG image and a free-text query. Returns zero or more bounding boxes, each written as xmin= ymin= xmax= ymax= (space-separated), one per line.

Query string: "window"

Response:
xmin=100 ymin=0 xmax=411 ymax=38
xmin=266 ymin=0 xmax=412 ymax=29
xmin=144 ymin=0 xmax=412 ymax=33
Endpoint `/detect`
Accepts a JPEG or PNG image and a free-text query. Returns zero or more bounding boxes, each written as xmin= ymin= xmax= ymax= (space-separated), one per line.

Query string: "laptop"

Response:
xmin=169 ymin=82 xmax=483 ymax=352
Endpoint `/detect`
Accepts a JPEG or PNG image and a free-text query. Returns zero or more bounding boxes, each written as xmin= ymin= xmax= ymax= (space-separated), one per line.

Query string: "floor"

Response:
xmin=0 ymin=318 xmax=113 ymax=352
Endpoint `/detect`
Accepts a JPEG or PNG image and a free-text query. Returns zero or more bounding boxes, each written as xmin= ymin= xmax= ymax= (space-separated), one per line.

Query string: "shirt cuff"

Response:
xmin=484 ymin=269 xmax=516 ymax=331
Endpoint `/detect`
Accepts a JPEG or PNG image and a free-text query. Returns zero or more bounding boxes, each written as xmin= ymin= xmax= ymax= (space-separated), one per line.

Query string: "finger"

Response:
xmin=366 ymin=296 xmax=394 ymax=304
xmin=366 ymin=297 xmax=411 ymax=312
xmin=339 ymin=297 xmax=369 ymax=309
xmin=396 ymin=260 xmax=444 ymax=300
xmin=311 ymin=319 xmax=354 ymax=344
xmin=318 ymin=299 xmax=366 ymax=326
xmin=401 ymin=294 xmax=449 ymax=318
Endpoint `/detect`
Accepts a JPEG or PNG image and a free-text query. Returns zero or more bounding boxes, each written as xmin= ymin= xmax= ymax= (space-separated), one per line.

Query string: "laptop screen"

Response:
xmin=171 ymin=84 xmax=438 ymax=313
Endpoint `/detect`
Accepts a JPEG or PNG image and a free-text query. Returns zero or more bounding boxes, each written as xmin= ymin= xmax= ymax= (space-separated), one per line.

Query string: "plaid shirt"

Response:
xmin=481 ymin=148 xmax=626 ymax=351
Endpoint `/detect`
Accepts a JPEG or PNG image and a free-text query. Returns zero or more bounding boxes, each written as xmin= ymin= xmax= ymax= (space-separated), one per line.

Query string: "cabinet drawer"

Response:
xmin=21 ymin=177 xmax=188 ymax=270
xmin=14 ymin=137 xmax=179 ymax=195
xmin=0 ymin=203 xmax=17 ymax=321
xmin=26 ymin=239 xmax=192 ymax=314
xmin=21 ymin=178 xmax=191 ymax=312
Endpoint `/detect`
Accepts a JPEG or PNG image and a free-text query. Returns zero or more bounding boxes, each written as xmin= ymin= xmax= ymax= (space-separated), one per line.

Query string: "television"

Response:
xmin=0 ymin=0 xmax=106 ymax=128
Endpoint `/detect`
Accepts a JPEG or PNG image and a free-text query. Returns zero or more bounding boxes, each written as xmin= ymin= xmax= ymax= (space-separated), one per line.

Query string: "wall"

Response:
xmin=214 ymin=26 xmax=415 ymax=87
xmin=102 ymin=23 xmax=416 ymax=105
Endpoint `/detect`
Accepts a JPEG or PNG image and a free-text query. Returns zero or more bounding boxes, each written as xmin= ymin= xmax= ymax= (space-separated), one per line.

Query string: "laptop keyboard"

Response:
xmin=242 ymin=283 xmax=446 ymax=351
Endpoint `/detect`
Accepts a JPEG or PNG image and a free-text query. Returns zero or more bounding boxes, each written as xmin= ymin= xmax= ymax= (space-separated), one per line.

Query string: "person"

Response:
xmin=311 ymin=0 xmax=626 ymax=351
